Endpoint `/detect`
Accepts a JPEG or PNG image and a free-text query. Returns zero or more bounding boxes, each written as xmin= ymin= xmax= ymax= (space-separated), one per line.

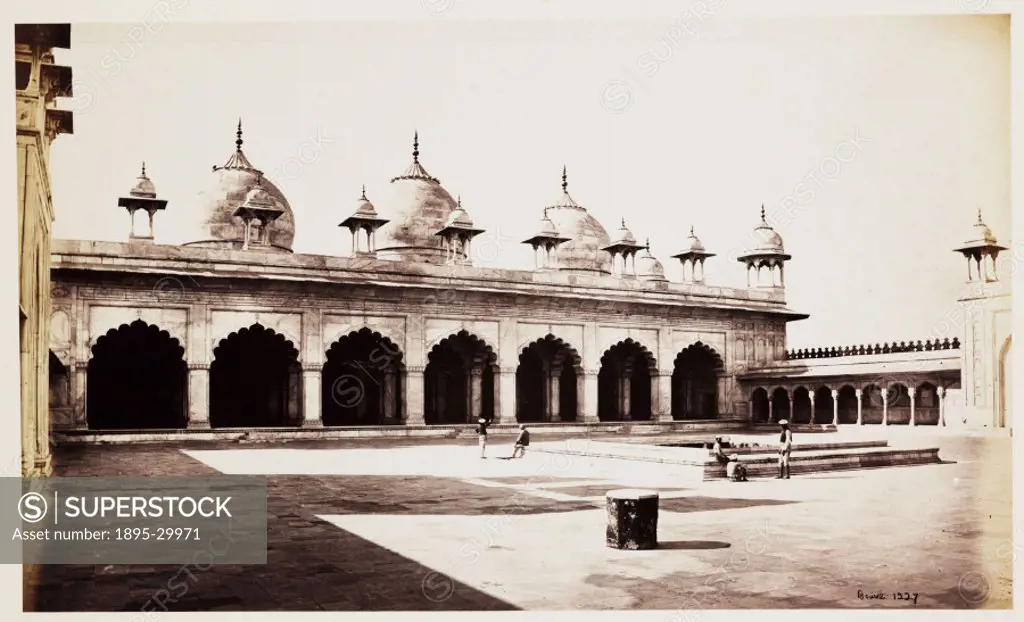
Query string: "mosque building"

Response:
xmin=44 ymin=122 xmax=1012 ymax=438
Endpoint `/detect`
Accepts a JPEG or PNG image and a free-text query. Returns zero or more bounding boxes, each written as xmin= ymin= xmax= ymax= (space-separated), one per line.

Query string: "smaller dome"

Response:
xmin=750 ymin=205 xmax=784 ymax=252
xmin=129 ymin=162 xmax=156 ymax=198
xmin=965 ymin=209 xmax=998 ymax=245
xmin=445 ymin=196 xmax=474 ymax=228
xmin=353 ymin=185 xmax=379 ymax=218
xmin=536 ymin=212 xmax=560 ymax=238
xmin=241 ymin=177 xmax=280 ymax=210
xmin=685 ymin=226 xmax=706 ymax=252
xmin=636 ymin=242 xmax=667 ymax=281
xmin=611 ymin=218 xmax=637 ymax=245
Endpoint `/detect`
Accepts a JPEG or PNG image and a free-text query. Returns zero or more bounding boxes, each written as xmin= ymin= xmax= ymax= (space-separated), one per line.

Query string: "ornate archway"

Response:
xmin=598 ymin=339 xmax=656 ymax=421
xmin=322 ymin=328 xmax=404 ymax=426
xmin=837 ymin=385 xmax=858 ymax=424
xmin=792 ymin=387 xmax=811 ymax=424
xmin=516 ymin=335 xmax=582 ymax=423
xmin=425 ymin=330 xmax=496 ymax=424
xmin=671 ymin=342 xmax=723 ymax=419
xmin=751 ymin=387 xmax=770 ymax=422
xmin=210 ymin=324 xmax=301 ymax=428
xmin=86 ymin=320 xmax=187 ymax=429
xmin=770 ymin=387 xmax=789 ymax=423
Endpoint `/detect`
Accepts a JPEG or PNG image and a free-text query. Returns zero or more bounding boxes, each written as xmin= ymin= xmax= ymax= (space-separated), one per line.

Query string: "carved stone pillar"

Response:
xmin=301 ymin=364 xmax=322 ymax=427
xmin=187 ymin=363 xmax=210 ymax=429
xmin=382 ymin=371 xmax=397 ymax=422
xmin=657 ymin=372 xmax=673 ymax=422
xmin=405 ymin=367 xmax=425 ymax=425
xmin=855 ymin=389 xmax=863 ymax=425
xmin=788 ymin=393 xmax=794 ymax=422
xmin=768 ymin=400 xmax=774 ymax=422
xmin=908 ymin=387 xmax=916 ymax=427
xmin=71 ymin=363 xmax=88 ymax=429
xmin=470 ymin=366 xmax=484 ymax=422
xmin=496 ymin=367 xmax=515 ymax=424
xmin=582 ymin=370 xmax=599 ymax=423
xmin=620 ymin=369 xmax=632 ymax=421
xmin=549 ymin=366 xmax=561 ymax=422
xmin=831 ymin=389 xmax=839 ymax=425
xmin=937 ymin=386 xmax=946 ymax=427
xmin=881 ymin=388 xmax=889 ymax=426
xmin=809 ymin=394 xmax=816 ymax=425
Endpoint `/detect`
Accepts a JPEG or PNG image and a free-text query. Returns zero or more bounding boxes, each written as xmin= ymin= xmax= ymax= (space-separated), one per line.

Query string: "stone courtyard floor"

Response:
xmin=24 ymin=431 xmax=1013 ymax=611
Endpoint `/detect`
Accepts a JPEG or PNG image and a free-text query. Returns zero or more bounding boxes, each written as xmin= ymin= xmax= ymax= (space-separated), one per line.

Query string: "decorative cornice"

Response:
xmin=187 ymin=362 xmax=210 ymax=371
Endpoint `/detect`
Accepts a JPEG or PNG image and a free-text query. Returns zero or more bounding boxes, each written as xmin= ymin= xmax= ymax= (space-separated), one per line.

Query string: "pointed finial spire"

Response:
xmin=760 ymin=204 xmax=766 ymax=220
xmin=645 ymin=237 xmax=651 ymax=250
xmin=413 ymin=130 xmax=419 ymax=162
xmin=360 ymin=184 xmax=367 ymax=200
xmin=621 ymin=217 xmax=626 ymax=228
xmin=457 ymin=194 xmax=462 ymax=208
xmin=140 ymin=161 xmax=146 ymax=177
xmin=235 ymin=118 xmax=243 ymax=151
xmin=561 ymin=165 xmax=568 ymax=192
xmin=977 ymin=208 xmax=984 ymax=224
xmin=689 ymin=225 xmax=695 ymax=236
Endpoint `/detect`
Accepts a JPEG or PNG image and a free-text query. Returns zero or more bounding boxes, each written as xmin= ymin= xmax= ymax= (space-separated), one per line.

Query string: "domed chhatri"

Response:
xmin=118 ymin=161 xmax=168 ymax=241
xmin=684 ymin=225 xmax=705 ymax=252
xmin=183 ymin=119 xmax=295 ymax=252
xmin=340 ymin=185 xmax=390 ymax=257
xmin=602 ymin=217 xmax=646 ymax=277
xmin=129 ymin=161 xmax=156 ymax=198
xmin=964 ymin=208 xmax=999 ymax=246
xmin=954 ymin=208 xmax=1008 ymax=283
xmin=736 ymin=205 xmax=792 ymax=288
xmin=543 ymin=166 xmax=614 ymax=274
xmin=522 ymin=208 xmax=571 ymax=270
xmin=436 ymin=195 xmax=485 ymax=266
xmin=749 ymin=204 xmax=785 ymax=253
xmin=671 ymin=226 xmax=715 ymax=283
xmin=636 ymin=239 xmax=667 ymax=282
xmin=374 ymin=131 xmax=461 ymax=264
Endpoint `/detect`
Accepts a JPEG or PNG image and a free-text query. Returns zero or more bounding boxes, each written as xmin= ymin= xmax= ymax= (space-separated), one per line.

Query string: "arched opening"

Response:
xmin=861 ymin=384 xmax=883 ymax=424
xmin=837 ymin=385 xmax=858 ymax=424
xmin=998 ymin=336 xmax=1012 ymax=429
xmin=915 ymin=382 xmax=939 ymax=426
xmin=322 ymin=328 xmax=404 ymax=426
xmin=813 ymin=386 xmax=834 ymax=424
xmin=210 ymin=324 xmax=301 ymax=428
xmin=792 ymin=387 xmax=811 ymax=424
xmin=516 ymin=335 xmax=581 ymax=423
xmin=425 ymin=331 xmax=496 ymax=425
xmin=888 ymin=383 xmax=911 ymax=425
xmin=751 ymin=387 xmax=769 ymax=422
xmin=770 ymin=387 xmax=789 ymax=423
xmin=86 ymin=320 xmax=187 ymax=429
xmin=671 ymin=342 xmax=722 ymax=419
xmin=598 ymin=339 xmax=656 ymax=421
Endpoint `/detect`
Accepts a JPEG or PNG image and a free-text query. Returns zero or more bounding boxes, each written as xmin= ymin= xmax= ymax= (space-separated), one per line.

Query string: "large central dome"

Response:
xmin=181 ymin=121 xmax=295 ymax=252
xmin=544 ymin=168 xmax=612 ymax=274
xmin=374 ymin=133 xmax=458 ymax=264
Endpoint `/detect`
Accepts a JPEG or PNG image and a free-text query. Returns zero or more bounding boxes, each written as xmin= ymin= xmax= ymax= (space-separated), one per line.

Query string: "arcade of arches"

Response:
xmin=748 ymin=380 xmax=955 ymax=426
xmin=62 ymin=321 xmax=750 ymax=430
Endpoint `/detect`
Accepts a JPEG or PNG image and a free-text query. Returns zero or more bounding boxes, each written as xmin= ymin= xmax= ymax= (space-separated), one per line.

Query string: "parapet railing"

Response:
xmin=785 ymin=338 xmax=960 ymax=360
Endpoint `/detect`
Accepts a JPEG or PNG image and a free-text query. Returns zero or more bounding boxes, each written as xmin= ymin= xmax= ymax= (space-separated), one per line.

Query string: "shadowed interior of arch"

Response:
xmin=598 ymin=339 xmax=655 ymax=422
xmin=424 ymin=330 xmax=496 ymax=424
xmin=86 ymin=319 xmax=187 ymax=429
xmin=671 ymin=342 xmax=722 ymax=420
xmin=210 ymin=323 xmax=300 ymax=428
xmin=322 ymin=328 xmax=405 ymax=426
xmin=516 ymin=335 xmax=581 ymax=423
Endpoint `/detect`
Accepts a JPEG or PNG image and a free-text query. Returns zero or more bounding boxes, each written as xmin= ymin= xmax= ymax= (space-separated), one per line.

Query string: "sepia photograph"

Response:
xmin=5 ymin=0 xmax=1019 ymax=617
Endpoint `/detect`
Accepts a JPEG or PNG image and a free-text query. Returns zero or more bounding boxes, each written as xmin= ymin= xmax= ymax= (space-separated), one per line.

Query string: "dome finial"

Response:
xmin=457 ymin=194 xmax=462 ymax=207
xmin=760 ymin=203 xmax=766 ymax=221
xmin=236 ymin=118 xmax=243 ymax=151
xmin=413 ymin=130 xmax=419 ymax=162
xmin=645 ymin=237 xmax=651 ymax=250
xmin=621 ymin=217 xmax=626 ymax=228
xmin=562 ymin=165 xmax=568 ymax=192
xmin=360 ymin=184 xmax=367 ymax=200
xmin=977 ymin=208 xmax=984 ymax=224
xmin=140 ymin=161 xmax=146 ymax=177
xmin=689 ymin=225 xmax=695 ymax=236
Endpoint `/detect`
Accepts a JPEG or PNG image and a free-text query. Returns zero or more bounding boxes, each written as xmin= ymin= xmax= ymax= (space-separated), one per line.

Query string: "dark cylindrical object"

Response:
xmin=605 ymin=489 xmax=659 ymax=550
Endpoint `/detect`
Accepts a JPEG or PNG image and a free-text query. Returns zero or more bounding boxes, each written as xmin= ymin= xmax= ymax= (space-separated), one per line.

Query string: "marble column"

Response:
xmin=809 ymin=395 xmax=816 ymax=425
xmin=881 ymin=388 xmax=889 ymax=426
xmin=382 ymin=371 xmax=397 ymax=422
xmin=768 ymin=400 xmax=774 ymax=422
xmin=470 ymin=367 xmax=484 ymax=422
xmin=301 ymin=365 xmax=322 ymax=427
xmin=405 ymin=367 xmax=425 ymax=425
xmin=788 ymin=393 xmax=794 ymax=422
xmin=549 ymin=366 xmax=561 ymax=422
xmin=187 ymin=363 xmax=210 ymax=429
xmin=657 ymin=372 xmax=673 ymax=422
xmin=71 ymin=364 xmax=88 ymax=429
xmin=937 ymin=386 xmax=946 ymax=427
xmin=620 ymin=370 xmax=632 ymax=421
xmin=497 ymin=367 xmax=516 ymax=424
xmin=855 ymin=389 xmax=863 ymax=425
xmin=908 ymin=387 xmax=916 ymax=427
xmin=831 ymin=389 xmax=839 ymax=425
xmin=582 ymin=370 xmax=599 ymax=423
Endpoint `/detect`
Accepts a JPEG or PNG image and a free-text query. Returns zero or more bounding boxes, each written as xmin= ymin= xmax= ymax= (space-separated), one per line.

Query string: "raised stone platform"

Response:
xmin=533 ymin=438 xmax=942 ymax=481
xmin=51 ymin=420 xmax=749 ymax=445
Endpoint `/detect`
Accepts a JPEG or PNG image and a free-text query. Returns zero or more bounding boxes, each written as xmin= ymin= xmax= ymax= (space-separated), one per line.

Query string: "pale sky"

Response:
xmin=47 ymin=14 xmax=1011 ymax=349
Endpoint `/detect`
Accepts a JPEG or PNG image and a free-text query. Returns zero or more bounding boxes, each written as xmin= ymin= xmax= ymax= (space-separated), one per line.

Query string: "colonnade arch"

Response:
xmin=516 ymin=335 xmax=581 ymax=423
xmin=670 ymin=342 xmax=722 ymax=420
xmin=425 ymin=330 xmax=496 ymax=424
xmin=210 ymin=323 xmax=301 ymax=428
xmin=598 ymin=339 xmax=656 ymax=421
xmin=322 ymin=328 xmax=404 ymax=426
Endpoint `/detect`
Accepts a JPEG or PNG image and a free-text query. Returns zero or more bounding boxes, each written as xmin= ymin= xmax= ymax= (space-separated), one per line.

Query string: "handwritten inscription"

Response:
xmin=857 ymin=590 xmax=919 ymax=605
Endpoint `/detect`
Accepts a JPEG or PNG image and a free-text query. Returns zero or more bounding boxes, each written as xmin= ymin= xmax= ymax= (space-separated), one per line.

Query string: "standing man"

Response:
xmin=477 ymin=417 xmax=489 ymax=459
xmin=510 ymin=425 xmax=530 ymax=459
xmin=777 ymin=419 xmax=792 ymax=479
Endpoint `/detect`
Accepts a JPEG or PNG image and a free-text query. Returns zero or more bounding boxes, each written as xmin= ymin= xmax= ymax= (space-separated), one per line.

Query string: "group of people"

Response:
xmin=712 ymin=419 xmax=793 ymax=481
xmin=476 ymin=418 xmax=530 ymax=459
